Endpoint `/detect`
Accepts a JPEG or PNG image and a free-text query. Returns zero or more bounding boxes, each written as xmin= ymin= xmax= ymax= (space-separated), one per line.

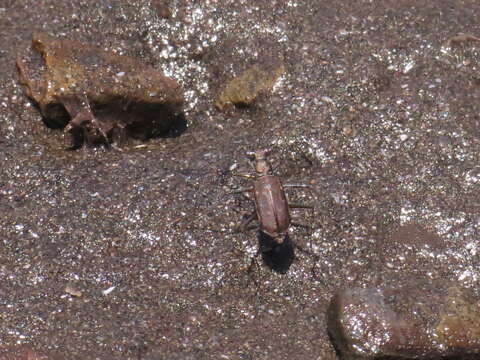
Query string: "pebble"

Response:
xmin=327 ymin=279 xmax=480 ymax=359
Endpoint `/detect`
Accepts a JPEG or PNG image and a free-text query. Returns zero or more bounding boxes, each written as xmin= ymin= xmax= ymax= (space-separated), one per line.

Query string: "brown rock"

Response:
xmin=327 ymin=280 xmax=480 ymax=359
xmin=0 ymin=345 xmax=52 ymax=360
xmin=16 ymin=32 xmax=183 ymax=148
xmin=436 ymin=285 xmax=480 ymax=350
xmin=215 ymin=58 xmax=284 ymax=110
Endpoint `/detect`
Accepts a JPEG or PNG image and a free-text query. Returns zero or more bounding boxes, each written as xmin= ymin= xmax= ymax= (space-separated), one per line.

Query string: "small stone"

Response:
xmin=16 ymin=32 xmax=184 ymax=149
xmin=327 ymin=280 xmax=480 ymax=359
xmin=102 ymin=285 xmax=116 ymax=295
xmin=65 ymin=284 xmax=82 ymax=297
xmin=342 ymin=124 xmax=355 ymax=137
xmin=215 ymin=58 xmax=284 ymax=110
xmin=151 ymin=0 xmax=171 ymax=19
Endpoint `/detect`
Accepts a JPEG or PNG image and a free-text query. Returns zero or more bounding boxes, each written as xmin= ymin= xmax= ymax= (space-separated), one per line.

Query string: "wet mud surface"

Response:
xmin=1 ymin=1 xmax=480 ymax=359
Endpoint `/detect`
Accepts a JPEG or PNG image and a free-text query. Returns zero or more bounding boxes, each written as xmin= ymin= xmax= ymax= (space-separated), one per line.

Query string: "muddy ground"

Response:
xmin=1 ymin=0 xmax=479 ymax=359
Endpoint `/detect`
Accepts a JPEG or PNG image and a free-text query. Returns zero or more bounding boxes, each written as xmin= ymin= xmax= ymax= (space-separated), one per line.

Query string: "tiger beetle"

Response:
xmin=233 ymin=148 xmax=313 ymax=247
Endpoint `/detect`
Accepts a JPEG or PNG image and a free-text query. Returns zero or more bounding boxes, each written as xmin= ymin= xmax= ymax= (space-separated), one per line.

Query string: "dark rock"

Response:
xmin=327 ymin=280 xmax=480 ymax=359
xmin=16 ymin=32 xmax=184 ymax=148
xmin=215 ymin=57 xmax=284 ymax=110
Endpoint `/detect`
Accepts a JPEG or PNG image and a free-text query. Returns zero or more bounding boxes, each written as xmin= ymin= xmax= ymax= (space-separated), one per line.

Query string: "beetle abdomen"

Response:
xmin=254 ymin=175 xmax=290 ymax=238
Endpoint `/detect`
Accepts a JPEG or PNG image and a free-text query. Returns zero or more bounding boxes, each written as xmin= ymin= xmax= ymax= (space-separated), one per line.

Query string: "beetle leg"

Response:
xmin=237 ymin=212 xmax=258 ymax=232
xmin=283 ymin=183 xmax=312 ymax=188
xmin=290 ymin=238 xmax=316 ymax=257
xmin=289 ymin=203 xmax=314 ymax=209
xmin=284 ymin=183 xmax=320 ymax=196
xmin=233 ymin=173 xmax=256 ymax=179
xmin=290 ymin=221 xmax=311 ymax=229
xmin=285 ymin=184 xmax=318 ymax=239
xmin=290 ymin=238 xmax=326 ymax=285
xmin=289 ymin=204 xmax=315 ymax=229
xmin=247 ymin=249 xmax=261 ymax=274
xmin=226 ymin=187 xmax=254 ymax=195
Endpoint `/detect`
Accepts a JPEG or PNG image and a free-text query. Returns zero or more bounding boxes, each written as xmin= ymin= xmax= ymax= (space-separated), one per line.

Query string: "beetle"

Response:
xmin=235 ymin=149 xmax=312 ymax=245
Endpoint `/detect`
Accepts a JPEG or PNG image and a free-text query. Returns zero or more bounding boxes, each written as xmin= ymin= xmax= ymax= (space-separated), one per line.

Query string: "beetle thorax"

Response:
xmin=255 ymin=159 xmax=270 ymax=176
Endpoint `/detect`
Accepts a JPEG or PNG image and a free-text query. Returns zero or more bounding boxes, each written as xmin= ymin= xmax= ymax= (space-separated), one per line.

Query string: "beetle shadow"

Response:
xmin=257 ymin=231 xmax=295 ymax=274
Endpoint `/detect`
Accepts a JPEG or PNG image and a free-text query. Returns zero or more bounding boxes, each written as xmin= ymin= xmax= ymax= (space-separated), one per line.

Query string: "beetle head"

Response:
xmin=247 ymin=148 xmax=271 ymax=176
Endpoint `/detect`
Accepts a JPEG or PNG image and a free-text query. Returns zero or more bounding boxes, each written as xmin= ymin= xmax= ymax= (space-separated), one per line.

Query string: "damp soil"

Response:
xmin=1 ymin=1 xmax=480 ymax=359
